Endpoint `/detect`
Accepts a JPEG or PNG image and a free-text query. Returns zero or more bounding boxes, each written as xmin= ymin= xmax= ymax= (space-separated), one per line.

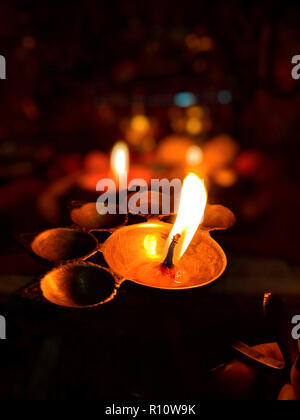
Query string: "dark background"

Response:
xmin=0 ymin=0 xmax=300 ymax=400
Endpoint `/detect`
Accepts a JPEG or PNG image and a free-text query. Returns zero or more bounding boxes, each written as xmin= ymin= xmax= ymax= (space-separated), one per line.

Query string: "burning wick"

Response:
xmin=162 ymin=233 xmax=181 ymax=269
xmin=159 ymin=173 xmax=207 ymax=280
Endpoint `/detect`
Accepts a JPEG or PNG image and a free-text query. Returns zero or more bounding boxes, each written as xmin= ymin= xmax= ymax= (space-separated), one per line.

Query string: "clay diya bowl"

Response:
xmin=31 ymin=228 xmax=98 ymax=262
xmin=40 ymin=263 xmax=116 ymax=308
xmin=100 ymin=203 xmax=235 ymax=290
xmin=101 ymin=222 xmax=227 ymax=290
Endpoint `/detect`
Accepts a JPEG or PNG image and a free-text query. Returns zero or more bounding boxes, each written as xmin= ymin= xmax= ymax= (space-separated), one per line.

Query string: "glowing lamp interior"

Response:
xmin=166 ymin=173 xmax=207 ymax=261
xmin=110 ymin=141 xmax=129 ymax=178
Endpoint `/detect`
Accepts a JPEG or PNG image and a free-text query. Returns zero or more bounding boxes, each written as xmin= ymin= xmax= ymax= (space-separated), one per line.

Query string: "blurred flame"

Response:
xmin=186 ymin=145 xmax=203 ymax=166
xmin=186 ymin=117 xmax=203 ymax=135
xmin=185 ymin=34 xmax=215 ymax=52
xmin=167 ymin=173 xmax=207 ymax=260
xmin=110 ymin=141 xmax=129 ymax=177
xmin=186 ymin=106 xmax=204 ymax=119
xmin=131 ymin=115 xmax=150 ymax=133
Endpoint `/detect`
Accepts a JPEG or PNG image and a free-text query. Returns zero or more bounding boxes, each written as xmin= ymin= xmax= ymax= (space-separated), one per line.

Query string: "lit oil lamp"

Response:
xmin=110 ymin=140 xmax=129 ymax=185
xmin=70 ymin=143 xmax=131 ymax=229
xmin=78 ymin=141 xmax=152 ymax=192
xmin=102 ymin=173 xmax=234 ymax=290
xmin=70 ymin=141 xmax=153 ymax=229
xmin=111 ymin=141 xmax=152 ymax=187
xmin=32 ymin=173 xmax=235 ymax=307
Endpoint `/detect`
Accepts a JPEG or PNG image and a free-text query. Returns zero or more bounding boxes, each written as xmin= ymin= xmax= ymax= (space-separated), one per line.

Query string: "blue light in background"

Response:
xmin=174 ymin=92 xmax=196 ymax=107
xmin=217 ymin=90 xmax=232 ymax=104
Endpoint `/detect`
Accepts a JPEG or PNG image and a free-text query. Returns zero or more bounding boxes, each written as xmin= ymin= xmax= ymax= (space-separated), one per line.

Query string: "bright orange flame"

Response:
xmin=110 ymin=141 xmax=129 ymax=177
xmin=167 ymin=173 xmax=207 ymax=260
